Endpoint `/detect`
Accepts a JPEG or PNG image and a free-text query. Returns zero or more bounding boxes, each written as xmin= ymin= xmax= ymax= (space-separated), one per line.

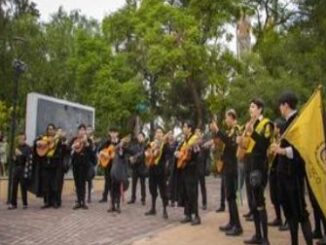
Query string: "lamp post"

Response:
xmin=6 ymin=43 xmax=27 ymax=203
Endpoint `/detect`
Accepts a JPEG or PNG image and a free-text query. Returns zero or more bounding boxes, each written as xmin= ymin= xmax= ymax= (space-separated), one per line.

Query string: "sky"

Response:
xmin=33 ymin=0 xmax=126 ymax=21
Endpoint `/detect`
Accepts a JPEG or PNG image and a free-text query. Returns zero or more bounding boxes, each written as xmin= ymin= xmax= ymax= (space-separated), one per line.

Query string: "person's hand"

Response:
xmin=15 ymin=148 xmax=22 ymax=156
xmin=210 ymin=121 xmax=219 ymax=133
xmin=174 ymin=151 xmax=180 ymax=158
xmin=236 ymin=136 xmax=242 ymax=144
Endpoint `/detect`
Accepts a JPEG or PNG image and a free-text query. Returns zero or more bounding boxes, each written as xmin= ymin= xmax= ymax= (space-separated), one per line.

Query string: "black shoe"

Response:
xmin=99 ymin=199 xmax=107 ymax=203
xmin=115 ymin=207 xmax=121 ymax=213
xmin=107 ymin=207 xmax=116 ymax=212
xmin=191 ymin=216 xmax=201 ymax=226
xmin=41 ymin=204 xmax=52 ymax=209
xmin=246 ymin=215 xmax=254 ymax=222
xmin=313 ymin=230 xmax=323 ymax=239
xmin=279 ymin=222 xmax=289 ymax=231
xmin=127 ymin=200 xmax=135 ymax=204
xmin=261 ymin=239 xmax=270 ymax=245
xmin=268 ymin=218 xmax=282 ymax=227
xmin=244 ymin=235 xmax=263 ymax=244
xmin=219 ymin=223 xmax=233 ymax=232
xmin=317 ymin=236 xmax=326 ymax=245
xmin=216 ymin=206 xmax=225 ymax=212
xmin=8 ymin=205 xmax=17 ymax=210
xmin=226 ymin=226 xmax=243 ymax=236
xmin=72 ymin=203 xmax=82 ymax=210
xmin=243 ymin=212 xmax=252 ymax=218
xmin=163 ymin=210 xmax=168 ymax=219
xmin=180 ymin=216 xmax=192 ymax=224
xmin=141 ymin=200 xmax=146 ymax=206
xmin=53 ymin=203 xmax=59 ymax=209
xmin=81 ymin=204 xmax=88 ymax=210
xmin=145 ymin=209 xmax=156 ymax=216
xmin=170 ymin=201 xmax=175 ymax=207
xmin=202 ymin=204 xmax=207 ymax=210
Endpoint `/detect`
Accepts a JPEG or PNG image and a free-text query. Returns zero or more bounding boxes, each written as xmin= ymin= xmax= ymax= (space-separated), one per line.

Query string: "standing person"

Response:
xmin=241 ymin=99 xmax=273 ymax=245
xmin=98 ymin=128 xmax=119 ymax=203
xmin=70 ymin=124 xmax=93 ymax=210
xmin=144 ymin=127 xmax=169 ymax=219
xmin=195 ymin=128 xmax=208 ymax=211
xmin=175 ymin=121 xmax=201 ymax=225
xmin=211 ymin=109 xmax=243 ymax=236
xmin=8 ymin=133 xmax=32 ymax=209
xmin=107 ymin=135 xmax=131 ymax=213
xmin=268 ymin=119 xmax=286 ymax=228
xmin=167 ymin=133 xmax=180 ymax=207
xmin=0 ymin=131 xmax=8 ymax=176
xmin=35 ymin=124 xmax=64 ymax=209
xmin=128 ymin=132 xmax=147 ymax=205
xmin=271 ymin=91 xmax=313 ymax=245
xmin=86 ymin=125 xmax=97 ymax=203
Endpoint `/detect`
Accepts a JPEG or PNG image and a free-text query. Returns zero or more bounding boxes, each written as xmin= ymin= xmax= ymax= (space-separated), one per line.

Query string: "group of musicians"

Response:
xmin=6 ymin=91 xmax=326 ymax=245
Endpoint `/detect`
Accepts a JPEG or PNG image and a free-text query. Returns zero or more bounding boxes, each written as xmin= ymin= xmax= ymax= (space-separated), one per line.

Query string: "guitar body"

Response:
xmin=176 ymin=146 xmax=191 ymax=169
xmin=36 ymin=139 xmax=50 ymax=157
xmin=99 ymin=145 xmax=115 ymax=168
xmin=236 ymin=136 xmax=250 ymax=161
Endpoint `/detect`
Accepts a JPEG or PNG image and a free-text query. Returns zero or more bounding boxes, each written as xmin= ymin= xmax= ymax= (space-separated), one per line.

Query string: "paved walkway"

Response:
xmin=0 ymin=177 xmax=303 ymax=245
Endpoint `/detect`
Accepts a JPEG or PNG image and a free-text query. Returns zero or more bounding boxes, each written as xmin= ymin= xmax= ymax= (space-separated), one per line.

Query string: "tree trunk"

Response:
xmin=186 ymin=76 xmax=203 ymax=128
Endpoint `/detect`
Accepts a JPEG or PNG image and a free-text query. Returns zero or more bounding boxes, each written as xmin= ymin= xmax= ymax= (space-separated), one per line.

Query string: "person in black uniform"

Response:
xmin=195 ymin=128 xmax=208 ymax=210
xmin=8 ymin=133 xmax=32 ymax=209
xmin=36 ymin=124 xmax=64 ymax=209
xmin=176 ymin=121 xmax=201 ymax=225
xmin=144 ymin=127 xmax=169 ymax=219
xmin=86 ymin=125 xmax=97 ymax=203
xmin=128 ymin=132 xmax=147 ymax=205
xmin=211 ymin=109 xmax=243 ymax=236
xmin=268 ymin=119 xmax=286 ymax=228
xmin=271 ymin=91 xmax=313 ymax=245
xmin=242 ymin=99 xmax=273 ymax=245
xmin=70 ymin=124 xmax=93 ymax=210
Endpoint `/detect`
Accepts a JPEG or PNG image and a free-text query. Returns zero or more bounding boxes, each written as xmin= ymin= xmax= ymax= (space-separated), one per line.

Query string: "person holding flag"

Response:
xmin=271 ymin=91 xmax=316 ymax=245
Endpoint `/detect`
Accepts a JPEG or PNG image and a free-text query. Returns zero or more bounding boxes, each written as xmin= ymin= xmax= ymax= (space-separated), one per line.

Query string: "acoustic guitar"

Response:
xmin=236 ymin=118 xmax=256 ymax=161
xmin=36 ymin=134 xmax=61 ymax=157
xmin=145 ymin=132 xmax=171 ymax=167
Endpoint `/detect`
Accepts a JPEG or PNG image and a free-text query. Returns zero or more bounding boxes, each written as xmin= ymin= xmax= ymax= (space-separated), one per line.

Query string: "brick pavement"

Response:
xmin=0 ymin=177 xmax=304 ymax=245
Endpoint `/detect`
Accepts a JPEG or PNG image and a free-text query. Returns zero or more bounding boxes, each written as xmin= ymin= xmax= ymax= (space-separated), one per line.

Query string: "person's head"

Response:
xmin=137 ymin=132 xmax=145 ymax=143
xmin=86 ymin=125 xmax=94 ymax=137
xmin=278 ymin=91 xmax=298 ymax=118
xmin=46 ymin=123 xmax=56 ymax=137
xmin=182 ymin=120 xmax=195 ymax=137
xmin=225 ymin=109 xmax=237 ymax=127
xmin=249 ymin=98 xmax=265 ymax=119
xmin=154 ymin=127 xmax=164 ymax=141
xmin=17 ymin=132 xmax=26 ymax=145
xmin=77 ymin=124 xmax=87 ymax=138
xmin=109 ymin=128 xmax=119 ymax=143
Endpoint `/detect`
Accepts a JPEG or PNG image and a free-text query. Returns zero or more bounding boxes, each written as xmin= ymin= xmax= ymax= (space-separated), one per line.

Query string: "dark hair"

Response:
xmin=155 ymin=126 xmax=164 ymax=133
xmin=183 ymin=120 xmax=195 ymax=132
xmin=250 ymin=98 xmax=265 ymax=113
xmin=226 ymin=109 xmax=237 ymax=120
xmin=138 ymin=132 xmax=146 ymax=138
xmin=109 ymin=127 xmax=118 ymax=133
xmin=278 ymin=91 xmax=298 ymax=110
xmin=78 ymin=124 xmax=86 ymax=130
xmin=47 ymin=123 xmax=56 ymax=130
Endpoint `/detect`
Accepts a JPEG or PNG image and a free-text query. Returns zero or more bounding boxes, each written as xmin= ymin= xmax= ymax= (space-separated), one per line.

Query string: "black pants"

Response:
xmin=225 ymin=172 xmax=241 ymax=228
xmin=269 ymin=171 xmax=282 ymax=220
xmin=219 ymin=175 xmax=226 ymax=208
xmin=41 ymin=167 xmax=59 ymax=206
xmin=278 ymin=172 xmax=313 ymax=245
xmin=182 ymin=170 xmax=199 ymax=217
xmin=308 ymin=185 xmax=326 ymax=235
xmin=57 ymin=166 xmax=65 ymax=206
xmin=149 ymin=173 xmax=168 ymax=208
xmin=11 ymin=167 xmax=28 ymax=206
xmin=102 ymin=166 xmax=111 ymax=200
xmin=73 ymin=164 xmax=87 ymax=204
xmin=110 ymin=180 xmax=121 ymax=209
xmin=244 ymin=160 xmax=253 ymax=213
xmin=198 ymin=175 xmax=207 ymax=206
xmin=130 ymin=170 xmax=146 ymax=202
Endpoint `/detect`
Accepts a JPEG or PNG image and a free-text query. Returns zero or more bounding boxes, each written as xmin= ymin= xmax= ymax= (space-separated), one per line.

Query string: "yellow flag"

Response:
xmin=284 ymin=86 xmax=326 ymax=217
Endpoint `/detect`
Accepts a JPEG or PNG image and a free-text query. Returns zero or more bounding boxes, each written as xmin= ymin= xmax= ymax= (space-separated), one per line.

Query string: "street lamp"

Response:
xmin=6 ymin=39 xmax=27 ymax=204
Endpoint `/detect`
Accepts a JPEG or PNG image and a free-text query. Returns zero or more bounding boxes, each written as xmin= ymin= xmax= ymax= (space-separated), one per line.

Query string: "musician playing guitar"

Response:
xmin=144 ymin=127 xmax=170 ymax=219
xmin=98 ymin=128 xmax=119 ymax=203
xmin=70 ymin=124 xmax=93 ymax=210
xmin=175 ymin=121 xmax=201 ymax=226
xmin=34 ymin=123 xmax=65 ymax=209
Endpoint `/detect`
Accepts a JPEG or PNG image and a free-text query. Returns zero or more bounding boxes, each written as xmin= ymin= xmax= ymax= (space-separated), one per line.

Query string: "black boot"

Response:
xmin=145 ymin=197 xmax=156 ymax=216
xmin=301 ymin=219 xmax=313 ymax=245
xmin=163 ymin=206 xmax=168 ymax=219
xmin=191 ymin=215 xmax=201 ymax=226
xmin=225 ymin=226 xmax=243 ymax=236
xmin=244 ymin=234 xmax=263 ymax=244
xmin=219 ymin=223 xmax=233 ymax=232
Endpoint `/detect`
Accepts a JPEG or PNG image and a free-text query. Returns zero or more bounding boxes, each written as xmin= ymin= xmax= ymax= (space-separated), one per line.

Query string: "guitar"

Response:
xmin=236 ymin=117 xmax=256 ymax=161
xmin=98 ymin=135 xmax=131 ymax=168
xmin=145 ymin=132 xmax=171 ymax=167
xmin=36 ymin=133 xmax=61 ymax=157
